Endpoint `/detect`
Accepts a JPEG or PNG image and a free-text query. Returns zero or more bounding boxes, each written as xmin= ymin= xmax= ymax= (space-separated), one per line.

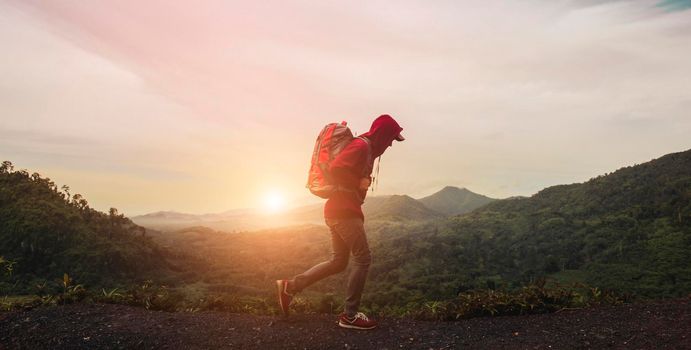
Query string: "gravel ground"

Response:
xmin=1 ymin=299 xmax=689 ymax=349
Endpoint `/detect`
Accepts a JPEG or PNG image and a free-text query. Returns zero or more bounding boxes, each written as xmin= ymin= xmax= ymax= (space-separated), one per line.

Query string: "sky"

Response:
xmin=1 ymin=0 xmax=690 ymax=216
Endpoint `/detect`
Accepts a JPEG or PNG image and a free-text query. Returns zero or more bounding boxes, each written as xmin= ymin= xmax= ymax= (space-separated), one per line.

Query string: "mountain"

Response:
xmin=418 ymin=186 xmax=496 ymax=215
xmin=130 ymin=149 xmax=691 ymax=303
xmin=131 ymin=207 xmax=316 ymax=232
xmin=371 ymin=149 xmax=691 ymax=299
xmin=364 ymin=195 xmax=445 ymax=222
xmin=132 ymin=188 xmax=489 ymax=231
xmin=14 ymin=147 xmax=679 ymax=315
xmin=143 ymin=149 xmax=690 ymax=310
xmin=132 ymin=210 xmax=249 ymax=232
xmin=132 ymin=211 xmax=205 ymax=228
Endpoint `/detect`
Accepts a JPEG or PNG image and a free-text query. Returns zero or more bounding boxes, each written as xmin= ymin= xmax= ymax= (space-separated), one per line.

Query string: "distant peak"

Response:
xmin=389 ymin=194 xmax=414 ymax=199
xmin=440 ymin=186 xmax=467 ymax=192
xmin=417 ymin=186 xmax=495 ymax=216
xmin=385 ymin=194 xmax=418 ymax=203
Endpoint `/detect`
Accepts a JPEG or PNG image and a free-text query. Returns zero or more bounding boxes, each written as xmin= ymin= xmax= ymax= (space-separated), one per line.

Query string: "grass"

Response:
xmin=1 ymin=276 xmax=632 ymax=322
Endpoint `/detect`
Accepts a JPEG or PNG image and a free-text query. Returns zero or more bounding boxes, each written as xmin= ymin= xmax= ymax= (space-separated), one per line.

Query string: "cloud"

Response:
xmin=657 ymin=0 xmax=691 ymax=11
xmin=2 ymin=0 xmax=690 ymax=213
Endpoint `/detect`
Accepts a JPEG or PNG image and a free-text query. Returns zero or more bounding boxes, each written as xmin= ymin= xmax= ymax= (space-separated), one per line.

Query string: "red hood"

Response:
xmin=359 ymin=114 xmax=403 ymax=158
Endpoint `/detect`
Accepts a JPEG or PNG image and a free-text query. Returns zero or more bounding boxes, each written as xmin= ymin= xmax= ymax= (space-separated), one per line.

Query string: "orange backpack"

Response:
xmin=306 ymin=121 xmax=369 ymax=198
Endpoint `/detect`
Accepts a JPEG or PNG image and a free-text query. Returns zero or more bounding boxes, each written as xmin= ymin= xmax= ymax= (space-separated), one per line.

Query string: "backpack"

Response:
xmin=306 ymin=121 xmax=371 ymax=199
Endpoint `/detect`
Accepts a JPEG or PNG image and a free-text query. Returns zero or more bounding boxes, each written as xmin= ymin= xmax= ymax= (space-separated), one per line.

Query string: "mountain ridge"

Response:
xmin=2 ymin=148 xmax=689 ymax=303
xmin=374 ymin=148 xmax=691 ymax=298
xmin=132 ymin=186 xmax=496 ymax=231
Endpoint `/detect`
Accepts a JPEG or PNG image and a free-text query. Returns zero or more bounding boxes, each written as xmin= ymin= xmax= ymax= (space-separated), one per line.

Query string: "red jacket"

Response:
xmin=324 ymin=115 xmax=403 ymax=220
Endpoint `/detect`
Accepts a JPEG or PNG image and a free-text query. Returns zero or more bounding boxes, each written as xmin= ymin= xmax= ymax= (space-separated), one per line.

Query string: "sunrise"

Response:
xmin=1 ymin=0 xmax=690 ymax=348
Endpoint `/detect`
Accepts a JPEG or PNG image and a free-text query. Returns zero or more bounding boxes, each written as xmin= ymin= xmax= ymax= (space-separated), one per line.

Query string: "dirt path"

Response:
xmin=1 ymin=299 xmax=689 ymax=349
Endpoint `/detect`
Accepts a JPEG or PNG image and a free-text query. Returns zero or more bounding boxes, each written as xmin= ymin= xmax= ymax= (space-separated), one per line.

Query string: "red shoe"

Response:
xmin=276 ymin=280 xmax=293 ymax=316
xmin=338 ymin=312 xmax=377 ymax=330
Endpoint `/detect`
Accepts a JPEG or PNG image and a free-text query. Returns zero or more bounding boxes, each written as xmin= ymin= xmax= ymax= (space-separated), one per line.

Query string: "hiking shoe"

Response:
xmin=276 ymin=280 xmax=293 ymax=316
xmin=338 ymin=312 xmax=377 ymax=330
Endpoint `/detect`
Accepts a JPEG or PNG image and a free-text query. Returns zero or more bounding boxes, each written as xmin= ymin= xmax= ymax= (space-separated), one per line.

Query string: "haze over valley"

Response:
xmin=131 ymin=186 xmax=496 ymax=232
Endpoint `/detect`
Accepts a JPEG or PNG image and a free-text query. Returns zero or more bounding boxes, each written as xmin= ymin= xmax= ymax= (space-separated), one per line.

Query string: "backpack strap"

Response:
xmin=357 ymin=137 xmax=373 ymax=171
xmin=357 ymin=136 xmax=380 ymax=193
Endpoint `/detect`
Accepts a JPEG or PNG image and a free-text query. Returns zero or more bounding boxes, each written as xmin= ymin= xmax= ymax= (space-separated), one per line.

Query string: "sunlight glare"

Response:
xmin=263 ymin=191 xmax=285 ymax=214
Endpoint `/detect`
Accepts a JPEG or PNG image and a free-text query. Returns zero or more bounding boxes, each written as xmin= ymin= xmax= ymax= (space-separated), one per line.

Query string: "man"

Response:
xmin=276 ymin=114 xmax=404 ymax=330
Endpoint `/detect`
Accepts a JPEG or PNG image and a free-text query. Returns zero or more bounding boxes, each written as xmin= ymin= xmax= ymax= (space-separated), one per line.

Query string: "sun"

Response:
xmin=262 ymin=191 xmax=286 ymax=214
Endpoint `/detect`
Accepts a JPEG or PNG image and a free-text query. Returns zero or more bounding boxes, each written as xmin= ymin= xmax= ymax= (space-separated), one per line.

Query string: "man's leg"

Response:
xmin=332 ymin=217 xmax=371 ymax=317
xmin=290 ymin=219 xmax=350 ymax=293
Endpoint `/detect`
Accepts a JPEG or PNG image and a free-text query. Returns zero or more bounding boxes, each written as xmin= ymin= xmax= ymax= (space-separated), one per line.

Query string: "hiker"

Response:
xmin=277 ymin=114 xmax=404 ymax=330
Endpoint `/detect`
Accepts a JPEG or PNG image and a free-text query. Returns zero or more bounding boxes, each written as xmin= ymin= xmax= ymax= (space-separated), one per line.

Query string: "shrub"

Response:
xmin=412 ymin=280 xmax=631 ymax=321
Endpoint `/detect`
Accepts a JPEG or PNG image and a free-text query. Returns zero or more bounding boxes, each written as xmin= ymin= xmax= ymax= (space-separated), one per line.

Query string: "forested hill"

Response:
xmin=0 ymin=161 xmax=170 ymax=293
xmin=379 ymin=149 xmax=690 ymax=300
xmin=483 ymin=149 xmax=691 ymax=218
xmin=2 ymin=148 xmax=689 ymax=305
xmin=129 ymin=149 xmax=691 ymax=314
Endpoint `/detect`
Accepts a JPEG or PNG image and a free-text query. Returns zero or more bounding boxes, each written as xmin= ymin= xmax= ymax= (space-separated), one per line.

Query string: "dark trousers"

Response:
xmin=291 ymin=217 xmax=371 ymax=316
